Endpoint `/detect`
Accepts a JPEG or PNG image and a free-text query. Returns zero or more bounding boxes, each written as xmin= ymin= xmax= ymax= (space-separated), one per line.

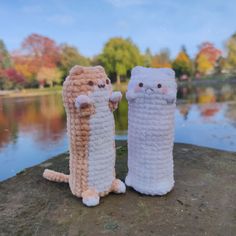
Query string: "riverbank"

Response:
xmin=0 ymin=141 xmax=235 ymax=235
xmin=1 ymin=76 xmax=236 ymax=98
xmin=0 ymin=86 xmax=62 ymax=98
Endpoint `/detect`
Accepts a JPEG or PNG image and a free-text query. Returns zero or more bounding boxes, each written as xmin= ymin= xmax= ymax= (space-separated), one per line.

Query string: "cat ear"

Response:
xmin=69 ymin=65 xmax=84 ymax=76
xmin=95 ymin=65 xmax=105 ymax=73
xmin=161 ymin=68 xmax=175 ymax=78
xmin=131 ymin=66 xmax=144 ymax=77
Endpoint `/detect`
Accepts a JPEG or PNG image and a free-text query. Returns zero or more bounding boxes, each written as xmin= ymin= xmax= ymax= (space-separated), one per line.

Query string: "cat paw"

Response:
xmin=110 ymin=91 xmax=122 ymax=102
xmin=126 ymin=91 xmax=137 ymax=101
xmin=82 ymin=189 xmax=100 ymax=207
xmin=125 ymin=175 xmax=131 ymax=186
xmin=75 ymin=95 xmax=93 ymax=109
xmin=111 ymin=179 xmax=126 ymax=194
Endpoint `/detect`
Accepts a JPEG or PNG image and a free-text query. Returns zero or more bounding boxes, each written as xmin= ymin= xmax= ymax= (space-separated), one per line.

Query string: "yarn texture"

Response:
xmin=125 ymin=66 xmax=177 ymax=195
xmin=43 ymin=65 xmax=126 ymax=207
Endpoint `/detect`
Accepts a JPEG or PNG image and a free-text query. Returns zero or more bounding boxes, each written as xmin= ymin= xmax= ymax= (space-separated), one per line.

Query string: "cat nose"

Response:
xmin=145 ymin=88 xmax=154 ymax=95
xmin=98 ymin=80 xmax=105 ymax=88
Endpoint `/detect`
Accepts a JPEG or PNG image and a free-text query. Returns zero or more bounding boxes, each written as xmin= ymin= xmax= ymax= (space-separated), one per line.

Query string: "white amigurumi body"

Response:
xmin=125 ymin=66 xmax=177 ymax=195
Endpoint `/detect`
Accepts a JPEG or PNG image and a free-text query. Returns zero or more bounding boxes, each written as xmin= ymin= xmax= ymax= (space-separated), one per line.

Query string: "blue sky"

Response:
xmin=0 ymin=0 xmax=236 ymax=58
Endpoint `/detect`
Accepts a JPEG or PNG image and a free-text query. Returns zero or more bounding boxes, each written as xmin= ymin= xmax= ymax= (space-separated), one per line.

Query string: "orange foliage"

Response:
xmin=36 ymin=67 xmax=62 ymax=87
xmin=151 ymin=50 xmax=171 ymax=68
xmin=13 ymin=56 xmax=35 ymax=80
xmin=175 ymin=51 xmax=191 ymax=64
xmin=12 ymin=34 xmax=61 ymax=84
xmin=195 ymin=42 xmax=221 ymax=75
xmin=21 ymin=33 xmax=60 ymax=68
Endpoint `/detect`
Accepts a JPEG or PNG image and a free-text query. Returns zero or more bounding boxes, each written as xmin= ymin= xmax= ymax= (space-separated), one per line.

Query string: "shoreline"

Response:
xmin=1 ymin=77 xmax=236 ymax=98
xmin=0 ymin=87 xmax=62 ymax=98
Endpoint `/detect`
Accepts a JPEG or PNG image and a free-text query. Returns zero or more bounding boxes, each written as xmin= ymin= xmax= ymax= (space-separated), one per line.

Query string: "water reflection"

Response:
xmin=1 ymin=81 xmax=236 ymax=181
xmin=115 ymin=82 xmax=236 ymax=151
xmin=0 ymin=95 xmax=66 ymax=148
xmin=0 ymin=94 xmax=67 ymax=180
xmin=173 ymin=83 xmax=236 ymax=152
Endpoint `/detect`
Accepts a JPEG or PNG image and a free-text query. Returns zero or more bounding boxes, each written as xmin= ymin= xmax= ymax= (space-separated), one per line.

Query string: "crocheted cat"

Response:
xmin=43 ymin=65 xmax=126 ymax=207
xmin=125 ymin=66 xmax=177 ymax=195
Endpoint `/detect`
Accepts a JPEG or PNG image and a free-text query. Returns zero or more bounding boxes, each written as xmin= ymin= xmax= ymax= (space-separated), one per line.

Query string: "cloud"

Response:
xmin=105 ymin=0 xmax=149 ymax=7
xmin=21 ymin=5 xmax=43 ymax=14
xmin=47 ymin=14 xmax=75 ymax=26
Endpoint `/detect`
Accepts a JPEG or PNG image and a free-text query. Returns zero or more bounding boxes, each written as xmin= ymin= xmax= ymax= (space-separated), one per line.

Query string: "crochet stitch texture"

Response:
xmin=43 ymin=65 xmax=126 ymax=206
xmin=125 ymin=66 xmax=177 ymax=195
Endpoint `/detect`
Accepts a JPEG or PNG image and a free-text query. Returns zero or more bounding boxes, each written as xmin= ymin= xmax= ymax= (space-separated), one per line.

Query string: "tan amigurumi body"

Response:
xmin=43 ymin=65 xmax=126 ymax=207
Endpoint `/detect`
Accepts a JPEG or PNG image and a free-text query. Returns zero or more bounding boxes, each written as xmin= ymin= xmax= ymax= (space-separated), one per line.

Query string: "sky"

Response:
xmin=0 ymin=0 xmax=236 ymax=58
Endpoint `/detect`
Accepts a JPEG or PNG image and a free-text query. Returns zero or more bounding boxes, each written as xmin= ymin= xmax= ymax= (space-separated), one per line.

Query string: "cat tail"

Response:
xmin=43 ymin=169 xmax=69 ymax=183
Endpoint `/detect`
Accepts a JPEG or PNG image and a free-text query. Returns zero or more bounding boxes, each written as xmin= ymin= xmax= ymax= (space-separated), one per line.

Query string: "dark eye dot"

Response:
xmin=106 ymin=79 xmax=110 ymax=85
xmin=88 ymin=81 xmax=94 ymax=86
xmin=139 ymin=82 xmax=143 ymax=87
xmin=157 ymin=83 xmax=162 ymax=88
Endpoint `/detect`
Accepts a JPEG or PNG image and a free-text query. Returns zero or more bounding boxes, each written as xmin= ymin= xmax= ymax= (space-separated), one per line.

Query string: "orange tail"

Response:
xmin=43 ymin=169 xmax=69 ymax=183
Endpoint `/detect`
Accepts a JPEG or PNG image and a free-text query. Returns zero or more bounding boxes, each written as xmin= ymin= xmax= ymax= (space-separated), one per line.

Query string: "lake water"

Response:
xmin=1 ymin=81 xmax=236 ymax=181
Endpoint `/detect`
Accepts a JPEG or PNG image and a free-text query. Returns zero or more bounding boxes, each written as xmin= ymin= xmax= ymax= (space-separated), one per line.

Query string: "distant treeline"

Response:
xmin=0 ymin=33 xmax=236 ymax=90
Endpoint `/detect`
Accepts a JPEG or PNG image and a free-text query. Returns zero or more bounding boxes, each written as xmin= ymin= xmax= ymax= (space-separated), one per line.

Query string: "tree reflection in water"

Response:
xmin=1 ymin=82 xmax=236 ymax=180
xmin=0 ymin=94 xmax=66 ymax=149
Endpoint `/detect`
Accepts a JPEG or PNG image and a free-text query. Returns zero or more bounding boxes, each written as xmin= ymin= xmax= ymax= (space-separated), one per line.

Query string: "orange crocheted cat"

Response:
xmin=43 ymin=65 xmax=126 ymax=206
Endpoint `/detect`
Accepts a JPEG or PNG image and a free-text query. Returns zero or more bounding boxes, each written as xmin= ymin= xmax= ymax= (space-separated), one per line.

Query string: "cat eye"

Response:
xmin=157 ymin=83 xmax=162 ymax=88
xmin=88 ymin=81 xmax=94 ymax=86
xmin=106 ymin=79 xmax=110 ymax=85
xmin=139 ymin=82 xmax=143 ymax=87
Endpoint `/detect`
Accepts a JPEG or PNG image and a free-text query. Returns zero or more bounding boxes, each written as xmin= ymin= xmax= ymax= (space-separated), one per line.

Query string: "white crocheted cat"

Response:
xmin=125 ymin=66 xmax=177 ymax=195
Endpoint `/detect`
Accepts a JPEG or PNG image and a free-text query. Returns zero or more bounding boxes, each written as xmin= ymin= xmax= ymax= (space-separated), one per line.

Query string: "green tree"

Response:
xmin=0 ymin=39 xmax=11 ymax=69
xmin=172 ymin=47 xmax=193 ymax=78
xmin=0 ymin=39 xmax=12 ymax=89
xmin=98 ymin=37 xmax=143 ymax=84
xmin=214 ymin=56 xmax=225 ymax=75
xmin=225 ymin=33 xmax=236 ymax=73
xmin=59 ymin=44 xmax=90 ymax=79
xmin=143 ymin=48 xmax=152 ymax=67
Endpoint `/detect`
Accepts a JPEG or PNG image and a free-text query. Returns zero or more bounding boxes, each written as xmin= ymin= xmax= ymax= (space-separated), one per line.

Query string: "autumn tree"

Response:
xmin=195 ymin=42 xmax=221 ymax=75
xmin=0 ymin=40 xmax=25 ymax=89
xmin=172 ymin=47 xmax=193 ymax=78
xmin=12 ymin=56 xmax=36 ymax=85
xmin=21 ymin=33 xmax=60 ymax=68
xmin=59 ymin=44 xmax=90 ymax=79
xmin=98 ymin=37 xmax=143 ymax=84
xmin=37 ymin=67 xmax=62 ymax=88
xmin=151 ymin=49 xmax=171 ymax=68
xmin=195 ymin=54 xmax=212 ymax=75
xmin=13 ymin=34 xmax=61 ymax=87
xmin=2 ymin=68 xmax=25 ymax=89
xmin=225 ymin=33 xmax=236 ymax=73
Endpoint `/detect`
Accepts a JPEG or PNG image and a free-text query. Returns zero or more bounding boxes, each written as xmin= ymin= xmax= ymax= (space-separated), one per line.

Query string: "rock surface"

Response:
xmin=0 ymin=142 xmax=235 ymax=236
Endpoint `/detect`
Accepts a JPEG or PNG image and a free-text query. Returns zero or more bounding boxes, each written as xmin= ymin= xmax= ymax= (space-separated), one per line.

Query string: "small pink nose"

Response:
xmin=162 ymin=87 xmax=168 ymax=94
